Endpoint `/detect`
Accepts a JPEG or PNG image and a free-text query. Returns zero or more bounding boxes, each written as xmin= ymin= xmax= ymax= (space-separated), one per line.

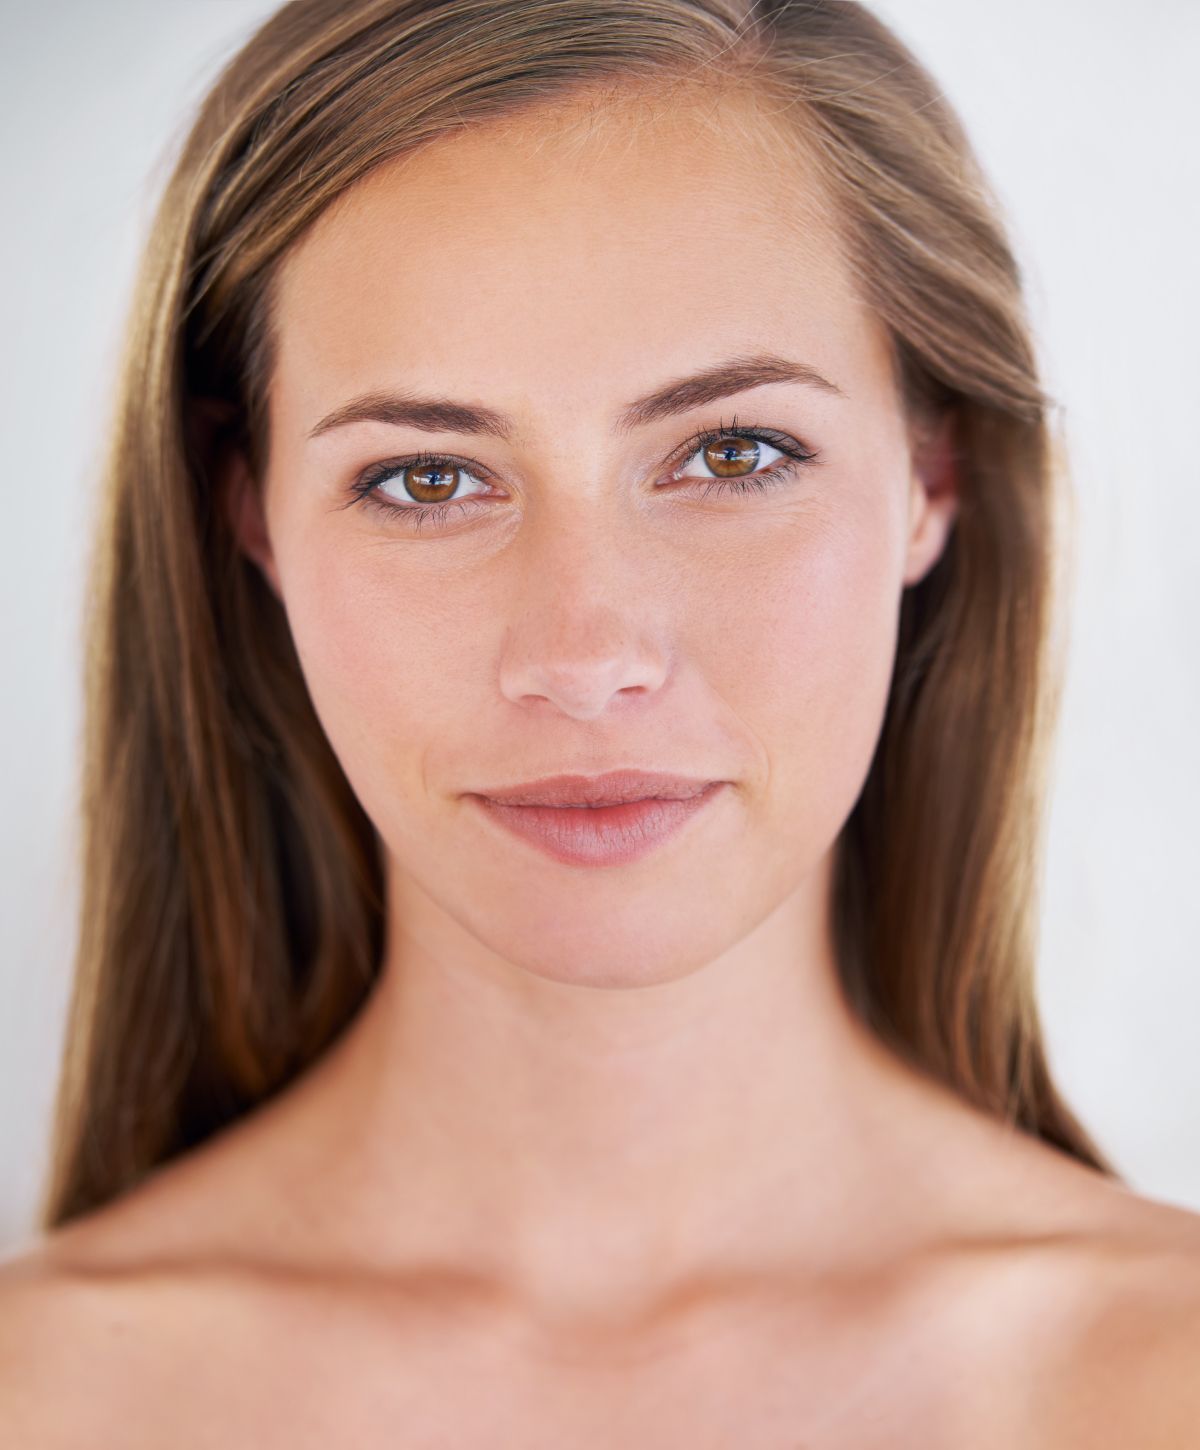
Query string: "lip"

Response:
xmin=471 ymin=770 xmax=718 ymax=808
xmin=468 ymin=778 xmax=728 ymax=867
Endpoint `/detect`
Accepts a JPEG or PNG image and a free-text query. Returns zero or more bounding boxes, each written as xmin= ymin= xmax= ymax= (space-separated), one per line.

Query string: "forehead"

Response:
xmin=271 ymin=84 xmax=894 ymax=436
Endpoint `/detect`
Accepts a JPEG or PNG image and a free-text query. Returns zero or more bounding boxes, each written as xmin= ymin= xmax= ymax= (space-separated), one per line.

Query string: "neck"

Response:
xmin=277 ymin=847 xmax=976 ymax=1326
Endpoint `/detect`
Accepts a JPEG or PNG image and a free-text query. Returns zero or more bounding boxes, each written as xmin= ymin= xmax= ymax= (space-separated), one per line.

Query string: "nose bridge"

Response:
xmin=496 ymin=491 xmax=672 ymax=719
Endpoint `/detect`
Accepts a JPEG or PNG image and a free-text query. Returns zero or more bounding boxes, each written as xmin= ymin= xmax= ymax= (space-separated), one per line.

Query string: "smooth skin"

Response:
xmin=3 ymin=81 xmax=1199 ymax=1448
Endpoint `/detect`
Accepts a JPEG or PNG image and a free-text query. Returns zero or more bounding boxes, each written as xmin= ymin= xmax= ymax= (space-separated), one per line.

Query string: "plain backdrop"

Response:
xmin=2 ymin=0 xmax=1198 ymax=1250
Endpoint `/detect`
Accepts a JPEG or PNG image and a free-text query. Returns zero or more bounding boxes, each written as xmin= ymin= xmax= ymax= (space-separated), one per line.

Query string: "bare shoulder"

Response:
xmin=0 ymin=1141 xmax=288 ymax=1447
xmin=975 ymin=1179 xmax=1200 ymax=1449
xmin=0 ymin=1238 xmax=140 ymax=1446
xmin=0 ymin=1224 xmax=295 ymax=1449
xmin=1061 ymin=1191 xmax=1200 ymax=1447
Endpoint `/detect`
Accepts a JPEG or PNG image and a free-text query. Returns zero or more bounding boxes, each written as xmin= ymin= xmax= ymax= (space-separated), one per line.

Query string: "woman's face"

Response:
xmin=238 ymin=86 xmax=956 ymax=986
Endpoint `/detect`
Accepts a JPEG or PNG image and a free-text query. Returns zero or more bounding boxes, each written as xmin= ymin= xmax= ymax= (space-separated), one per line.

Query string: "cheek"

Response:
xmin=275 ymin=536 xmax=483 ymax=820
xmin=703 ymin=504 xmax=902 ymax=857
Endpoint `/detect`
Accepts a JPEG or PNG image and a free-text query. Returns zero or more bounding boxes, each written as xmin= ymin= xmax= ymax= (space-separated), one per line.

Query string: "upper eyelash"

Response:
xmin=345 ymin=413 xmax=820 ymax=524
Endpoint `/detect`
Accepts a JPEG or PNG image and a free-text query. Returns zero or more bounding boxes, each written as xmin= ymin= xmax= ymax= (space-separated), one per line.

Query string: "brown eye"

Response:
xmin=701 ymin=435 xmax=763 ymax=478
xmin=402 ymin=461 xmax=462 ymax=502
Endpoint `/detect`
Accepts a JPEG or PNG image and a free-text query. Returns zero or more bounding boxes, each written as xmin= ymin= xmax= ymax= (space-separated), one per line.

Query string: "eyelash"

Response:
xmin=344 ymin=414 xmax=821 ymax=532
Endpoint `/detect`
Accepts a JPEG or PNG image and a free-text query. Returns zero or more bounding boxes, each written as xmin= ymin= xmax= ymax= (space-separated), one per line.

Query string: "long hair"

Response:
xmin=40 ymin=0 xmax=1119 ymax=1231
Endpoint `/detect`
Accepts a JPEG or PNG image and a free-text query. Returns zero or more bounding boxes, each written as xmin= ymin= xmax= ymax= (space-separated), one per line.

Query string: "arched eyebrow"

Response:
xmin=306 ymin=351 xmax=845 ymax=443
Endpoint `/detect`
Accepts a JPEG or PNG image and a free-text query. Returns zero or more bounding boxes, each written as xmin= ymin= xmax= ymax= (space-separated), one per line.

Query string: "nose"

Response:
xmin=495 ymin=507 xmax=672 ymax=721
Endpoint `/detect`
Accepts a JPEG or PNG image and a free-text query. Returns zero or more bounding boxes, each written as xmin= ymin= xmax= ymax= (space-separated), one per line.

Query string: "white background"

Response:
xmin=2 ymin=0 xmax=1197 ymax=1249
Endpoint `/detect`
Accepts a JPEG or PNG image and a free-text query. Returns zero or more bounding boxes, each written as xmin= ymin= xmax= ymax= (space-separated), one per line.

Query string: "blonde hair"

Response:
xmin=41 ymin=0 xmax=1118 ymax=1230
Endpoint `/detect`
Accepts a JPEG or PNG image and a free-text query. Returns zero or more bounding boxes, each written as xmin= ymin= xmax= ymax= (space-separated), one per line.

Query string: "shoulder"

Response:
xmin=895 ymin=1108 xmax=1200 ymax=1450
xmin=975 ymin=1186 xmax=1200 ymax=1449
xmin=0 ymin=1109 xmax=325 ymax=1390
xmin=1061 ymin=1199 xmax=1200 ymax=1447
xmin=0 ymin=1241 xmax=130 ymax=1445
xmin=0 ymin=1208 xmax=277 ymax=1446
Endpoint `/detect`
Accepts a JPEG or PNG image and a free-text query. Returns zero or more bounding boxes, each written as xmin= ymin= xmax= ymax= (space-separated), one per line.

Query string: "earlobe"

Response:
xmin=903 ymin=408 xmax=960 ymax=587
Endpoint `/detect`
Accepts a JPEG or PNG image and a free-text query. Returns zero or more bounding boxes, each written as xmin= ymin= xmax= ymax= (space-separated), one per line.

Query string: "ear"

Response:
xmin=902 ymin=407 xmax=960 ymax=588
xmin=224 ymin=447 xmax=283 ymax=601
xmin=190 ymin=397 xmax=282 ymax=600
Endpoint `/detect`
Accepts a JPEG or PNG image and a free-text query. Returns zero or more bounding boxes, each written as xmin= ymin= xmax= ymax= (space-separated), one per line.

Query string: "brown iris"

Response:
xmin=701 ymin=436 xmax=761 ymax=477
xmin=403 ymin=462 xmax=461 ymax=502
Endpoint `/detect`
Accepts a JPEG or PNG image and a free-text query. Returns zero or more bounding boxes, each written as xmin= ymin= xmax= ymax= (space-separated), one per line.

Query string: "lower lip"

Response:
xmin=469 ymin=782 xmax=727 ymax=867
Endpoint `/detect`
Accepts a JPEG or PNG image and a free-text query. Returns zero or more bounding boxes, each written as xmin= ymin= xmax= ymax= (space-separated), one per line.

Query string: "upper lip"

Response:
xmin=473 ymin=770 xmax=720 ymax=808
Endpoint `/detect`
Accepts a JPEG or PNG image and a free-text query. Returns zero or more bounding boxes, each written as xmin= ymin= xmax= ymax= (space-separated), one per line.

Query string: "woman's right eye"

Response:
xmin=347 ymin=452 xmax=492 ymax=530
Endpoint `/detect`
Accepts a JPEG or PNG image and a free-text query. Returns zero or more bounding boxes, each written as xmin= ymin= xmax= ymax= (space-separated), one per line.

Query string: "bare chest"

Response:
xmin=56 ymin=1281 xmax=1034 ymax=1450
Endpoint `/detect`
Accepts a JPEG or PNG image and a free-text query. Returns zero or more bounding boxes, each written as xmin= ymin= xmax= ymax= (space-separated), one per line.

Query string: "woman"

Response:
xmin=2 ymin=0 xmax=1197 ymax=1442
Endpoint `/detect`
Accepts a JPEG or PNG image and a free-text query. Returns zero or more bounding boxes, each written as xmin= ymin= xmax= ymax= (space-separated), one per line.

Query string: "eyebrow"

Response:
xmin=306 ymin=351 xmax=845 ymax=443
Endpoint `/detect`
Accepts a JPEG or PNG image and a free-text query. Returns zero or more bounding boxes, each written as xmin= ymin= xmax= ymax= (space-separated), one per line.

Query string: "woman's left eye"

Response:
xmin=669 ymin=424 xmax=819 ymax=495
xmin=345 ymin=418 xmax=820 ymax=531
